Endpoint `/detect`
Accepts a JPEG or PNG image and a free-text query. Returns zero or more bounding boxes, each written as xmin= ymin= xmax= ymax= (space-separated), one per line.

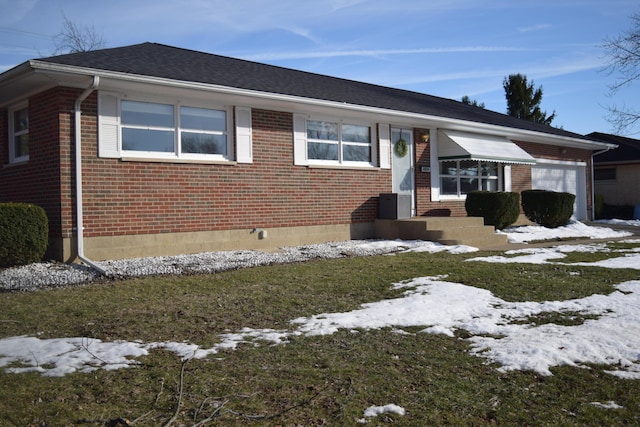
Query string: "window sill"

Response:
xmin=438 ymin=195 xmax=467 ymax=201
xmin=3 ymin=159 xmax=29 ymax=168
xmin=120 ymin=157 xmax=237 ymax=165
xmin=307 ymin=164 xmax=380 ymax=171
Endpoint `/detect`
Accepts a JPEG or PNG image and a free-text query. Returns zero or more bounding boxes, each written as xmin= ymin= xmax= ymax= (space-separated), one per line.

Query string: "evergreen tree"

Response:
xmin=503 ymin=73 xmax=555 ymax=125
xmin=461 ymin=95 xmax=485 ymax=108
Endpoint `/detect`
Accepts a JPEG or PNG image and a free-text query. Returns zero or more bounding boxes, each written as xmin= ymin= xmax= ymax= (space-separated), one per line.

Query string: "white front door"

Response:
xmin=391 ymin=127 xmax=415 ymax=216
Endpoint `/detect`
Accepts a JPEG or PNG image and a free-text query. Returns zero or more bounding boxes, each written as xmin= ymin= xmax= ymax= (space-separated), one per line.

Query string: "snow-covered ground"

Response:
xmin=498 ymin=219 xmax=636 ymax=243
xmin=1 ymin=221 xmax=639 ymax=385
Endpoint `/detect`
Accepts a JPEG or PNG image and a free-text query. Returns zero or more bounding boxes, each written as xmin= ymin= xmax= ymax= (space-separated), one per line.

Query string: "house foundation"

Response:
xmin=54 ymin=222 xmax=376 ymax=262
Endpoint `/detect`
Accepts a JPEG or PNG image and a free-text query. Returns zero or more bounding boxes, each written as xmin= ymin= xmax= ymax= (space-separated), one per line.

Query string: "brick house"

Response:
xmin=0 ymin=43 xmax=614 ymax=263
xmin=589 ymin=132 xmax=640 ymax=216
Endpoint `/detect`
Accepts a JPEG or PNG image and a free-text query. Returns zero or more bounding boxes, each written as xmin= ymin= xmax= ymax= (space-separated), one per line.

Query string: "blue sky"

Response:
xmin=1 ymin=0 xmax=638 ymax=136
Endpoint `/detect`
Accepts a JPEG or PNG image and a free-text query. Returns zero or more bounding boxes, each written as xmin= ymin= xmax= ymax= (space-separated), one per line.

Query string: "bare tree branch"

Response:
xmin=163 ymin=358 xmax=189 ymax=427
xmin=606 ymin=104 xmax=640 ymax=136
xmin=602 ymin=12 xmax=640 ymax=134
xmin=53 ymin=13 xmax=106 ymax=54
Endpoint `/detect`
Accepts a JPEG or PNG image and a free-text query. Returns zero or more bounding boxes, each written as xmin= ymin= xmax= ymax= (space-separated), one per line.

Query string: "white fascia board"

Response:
xmin=27 ymin=60 xmax=615 ymax=151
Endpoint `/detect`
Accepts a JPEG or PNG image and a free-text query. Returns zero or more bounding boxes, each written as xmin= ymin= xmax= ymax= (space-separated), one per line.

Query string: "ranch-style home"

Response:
xmin=589 ymin=132 xmax=640 ymax=213
xmin=0 ymin=43 xmax=615 ymax=264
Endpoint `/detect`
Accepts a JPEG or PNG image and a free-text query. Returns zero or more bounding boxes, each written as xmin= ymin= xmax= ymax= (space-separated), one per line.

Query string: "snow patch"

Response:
xmin=357 ymin=404 xmax=406 ymax=422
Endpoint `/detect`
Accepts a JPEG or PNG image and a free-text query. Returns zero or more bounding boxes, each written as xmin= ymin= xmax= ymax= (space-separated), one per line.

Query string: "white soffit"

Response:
xmin=438 ymin=129 xmax=536 ymax=165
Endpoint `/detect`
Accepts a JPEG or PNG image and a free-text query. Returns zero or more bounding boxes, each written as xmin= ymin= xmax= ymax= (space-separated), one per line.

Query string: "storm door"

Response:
xmin=391 ymin=127 xmax=415 ymax=216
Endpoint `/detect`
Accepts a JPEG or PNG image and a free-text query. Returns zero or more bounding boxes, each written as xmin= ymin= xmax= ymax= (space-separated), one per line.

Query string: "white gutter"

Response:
xmin=74 ymin=75 xmax=108 ymax=275
xmin=591 ymin=145 xmax=616 ymax=221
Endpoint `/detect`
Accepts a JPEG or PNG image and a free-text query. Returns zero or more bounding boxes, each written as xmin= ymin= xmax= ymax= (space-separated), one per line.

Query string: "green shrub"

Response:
xmin=602 ymin=203 xmax=634 ymax=220
xmin=465 ymin=191 xmax=520 ymax=230
xmin=594 ymin=194 xmax=605 ymax=219
xmin=0 ymin=203 xmax=49 ymax=267
xmin=521 ymin=190 xmax=575 ymax=228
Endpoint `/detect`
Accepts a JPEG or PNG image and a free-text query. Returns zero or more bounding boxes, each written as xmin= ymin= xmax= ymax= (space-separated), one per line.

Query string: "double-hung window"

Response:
xmin=306 ymin=119 xmax=372 ymax=165
xmin=120 ymin=100 xmax=228 ymax=158
xmin=99 ymin=92 xmax=251 ymax=163
xmin=440 ymin=160 xmax=501 ymax=196
xmin=122 ymin=101 xmax=175 ymax=153
xmin=180 ymin=106 xmax=227 ymax=155
xmin=8 ymin=104 xmax=29 ymax=163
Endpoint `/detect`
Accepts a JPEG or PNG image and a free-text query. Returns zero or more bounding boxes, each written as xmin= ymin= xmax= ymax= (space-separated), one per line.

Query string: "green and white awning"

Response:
xmin=438 ymin=130 xmax=536 ymax=165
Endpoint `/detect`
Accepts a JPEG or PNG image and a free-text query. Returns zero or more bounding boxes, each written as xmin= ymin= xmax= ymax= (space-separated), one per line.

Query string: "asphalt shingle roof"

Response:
xmin=588 ymin=132 xmax=640 ymax=163
xmin=39 ymin=42 xmax=598 ymax=142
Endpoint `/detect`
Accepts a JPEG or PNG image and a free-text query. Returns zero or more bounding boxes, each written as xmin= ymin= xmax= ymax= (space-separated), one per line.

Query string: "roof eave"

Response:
xmin=7 ymin=61 xmax=615 ymax=150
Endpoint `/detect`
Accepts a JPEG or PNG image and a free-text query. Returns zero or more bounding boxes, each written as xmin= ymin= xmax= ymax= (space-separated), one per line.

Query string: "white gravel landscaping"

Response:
xmin=0 ymin=221 xmax=633 ymax=292
xmin=0 ymin=240 xmax=476 ymax=292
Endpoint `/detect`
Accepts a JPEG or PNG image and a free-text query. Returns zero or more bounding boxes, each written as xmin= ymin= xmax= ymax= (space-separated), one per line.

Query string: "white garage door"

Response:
xmin=531 ymin=162 xmax=587 ymax=220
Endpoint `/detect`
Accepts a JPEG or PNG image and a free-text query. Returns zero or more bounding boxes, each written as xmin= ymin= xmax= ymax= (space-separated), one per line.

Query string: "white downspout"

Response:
xmin=591 ymin=146 xmax=614 ymax=221
xmin=75 ymin=76 xmax=108 ymax=275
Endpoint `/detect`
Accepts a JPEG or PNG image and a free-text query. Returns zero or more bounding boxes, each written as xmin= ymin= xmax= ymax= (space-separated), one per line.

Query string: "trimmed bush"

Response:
xmin=594 ymin=194 xmax=605 ymax=219
xmin=465 ymin=191 xmax=520 ymax=230
xmin=0 ymin=203 xmax=49 ymax=267
xmin=521 ymin=190 xmax=575 ymax=228
xmin=601 ymin=203 xmax=634 ymax=220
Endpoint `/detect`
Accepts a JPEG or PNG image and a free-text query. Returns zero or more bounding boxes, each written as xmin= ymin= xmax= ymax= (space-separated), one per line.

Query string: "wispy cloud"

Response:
xmin=348 ymin=54 xmax=607 ymax=94
xmin=329 ymin=0 xmax=368 ymax=11
xmin=518 ymin=24 xmax=551 ymax=33
xmin=0 ymin=0 xmax=39 ymax=26
xmin=244 ymin=46 xmax=530 ymax=61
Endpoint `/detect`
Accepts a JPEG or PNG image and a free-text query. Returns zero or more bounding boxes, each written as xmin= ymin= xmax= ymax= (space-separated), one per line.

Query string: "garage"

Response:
xmin=531 ymin=160 xmax=588 ymax=220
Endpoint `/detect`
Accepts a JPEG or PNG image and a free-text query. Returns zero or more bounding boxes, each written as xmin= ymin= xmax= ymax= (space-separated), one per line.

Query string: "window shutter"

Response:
xmin=504 ymin=165 xmax=512 ymax=192
xmin=235 ymin=107 xmax=252 ymax=163
xmin=378 ymin=123 xmax=391 ymax=169
xmin=293 ymin=114 xmax=308 ymax=166
xmin=98 ymin=92 xmax=120 ymax=158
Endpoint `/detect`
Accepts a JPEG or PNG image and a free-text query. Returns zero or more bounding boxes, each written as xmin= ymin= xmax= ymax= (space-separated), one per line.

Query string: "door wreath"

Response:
xmin=395 ymin=138 xmax=408 ymax=157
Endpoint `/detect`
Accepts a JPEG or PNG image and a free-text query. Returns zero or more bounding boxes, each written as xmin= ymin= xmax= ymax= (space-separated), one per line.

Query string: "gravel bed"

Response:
xmin=0 ymin=240 xmax=424 ymax=292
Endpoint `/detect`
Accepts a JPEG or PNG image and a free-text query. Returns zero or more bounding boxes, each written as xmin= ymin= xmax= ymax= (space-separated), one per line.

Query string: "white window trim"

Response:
xmin=294 ymin=114 xmax=378 ymax=168
xmin=8 ymin=102 xmax=29 ymax=164
xmin=98 ymin=91 xmax=247 ymax=164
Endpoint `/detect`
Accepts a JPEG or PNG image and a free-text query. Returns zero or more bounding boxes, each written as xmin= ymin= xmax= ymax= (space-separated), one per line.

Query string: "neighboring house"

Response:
xmin=589 ymin=132 xmax=640 ymax=209
xmin=0 ymin=43 xmax=614 ymax=262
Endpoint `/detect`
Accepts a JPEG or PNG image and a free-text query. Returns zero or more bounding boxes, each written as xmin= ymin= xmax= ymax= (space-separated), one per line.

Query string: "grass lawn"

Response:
xmin=1 ymin=244 xmax=639 ymax=426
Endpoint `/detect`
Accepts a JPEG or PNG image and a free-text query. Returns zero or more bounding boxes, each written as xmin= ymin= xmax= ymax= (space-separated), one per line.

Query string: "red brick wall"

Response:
xmin=79 ymin=103 xmax=391 ymax=237
xmin=414 ymin=129 xmax=468 ymax=216
xmin=2 ymin=85 xmax=595 ymax=242
xmin=514 ymin=140 xmax=591 ymax=163
xmin=3 ymin=89 xmax=392 ymax=243
xmin=0 ymin=87 xmax=77 ymax=239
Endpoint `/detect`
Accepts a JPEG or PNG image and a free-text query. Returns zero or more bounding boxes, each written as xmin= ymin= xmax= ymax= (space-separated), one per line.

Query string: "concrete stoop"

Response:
xmin=375 ymin=216 xmax=508 ymax=249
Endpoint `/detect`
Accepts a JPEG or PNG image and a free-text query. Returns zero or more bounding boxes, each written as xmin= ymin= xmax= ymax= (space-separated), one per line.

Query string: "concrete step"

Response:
xmin=410 ymin=216 xmax=486 ymax=229
xmin=439 ymin=233 xmax=508 ymax=248
xmin=423 ymin=226 xmax=499 ymax=242
xmin=374 ymin=216 xmax=508 ymax=248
